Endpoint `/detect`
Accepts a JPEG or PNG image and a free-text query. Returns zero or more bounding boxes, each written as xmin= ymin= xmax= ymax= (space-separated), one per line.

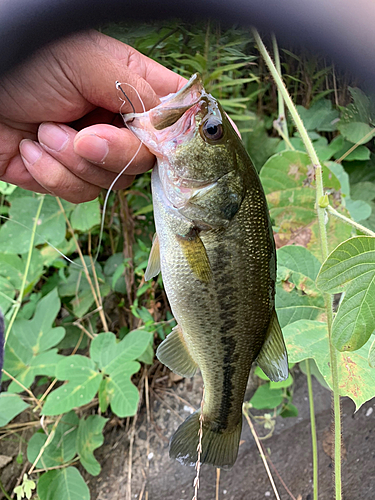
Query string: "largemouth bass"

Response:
xmin=124 ymin=74 xmax=288 ymax=469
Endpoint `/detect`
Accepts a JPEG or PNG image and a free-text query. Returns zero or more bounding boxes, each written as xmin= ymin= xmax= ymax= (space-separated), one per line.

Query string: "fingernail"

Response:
xmin=74 ymin=134 xmax=109 ymax=163
xmin=39 ymin=123 xmax=69 ymax=152
xmin=20 ymin=140 xmax=42 ymax=165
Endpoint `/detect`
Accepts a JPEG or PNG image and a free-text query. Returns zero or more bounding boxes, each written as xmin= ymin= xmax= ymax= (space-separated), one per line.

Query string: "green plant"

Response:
xmin=1 ymin=20 xmax=375 ymax=500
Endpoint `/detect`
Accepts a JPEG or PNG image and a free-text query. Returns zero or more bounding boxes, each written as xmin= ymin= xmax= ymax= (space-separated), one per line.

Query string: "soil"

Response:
xmin=1 ymin=369 xmax=374 ymax=500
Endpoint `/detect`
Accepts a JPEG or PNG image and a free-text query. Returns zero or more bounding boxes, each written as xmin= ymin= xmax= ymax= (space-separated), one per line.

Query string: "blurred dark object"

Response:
xmin=0 ymin=0 xmax=375 ymax=87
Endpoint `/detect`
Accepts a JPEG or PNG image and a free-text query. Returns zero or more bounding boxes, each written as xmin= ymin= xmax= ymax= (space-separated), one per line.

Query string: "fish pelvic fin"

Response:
xmin=156 ymin=325 xmax=198 ymax=378
xmin=144 ymin=233 xmax=161 ymax=281
xmin=256 ymin=310 xmax=288 ymax=382
xmin=176 ymin=230 xmax=212 ymax=283
xmin=170 ymin=410 xmax=242 ymax=469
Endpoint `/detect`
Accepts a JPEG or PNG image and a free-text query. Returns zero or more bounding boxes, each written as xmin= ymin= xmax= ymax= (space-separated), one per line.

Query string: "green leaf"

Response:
xmin=283 ymin=319 xmax=375 ymax=409
xmin=299 ymin=359 xmax=330 ymax=390
xmin=280 ymin=403 xmax=299 ymax=418
xmin=12 ymin=288 xmax=64 ymax=354
xmin=338 ymin=122 xmax=374 ymax=145
xmin=0 ymin=393 xmax=29 ymax=426
xmin=296 ymin=100 xmax=339 ymax=132
xmin=90 ymin=331 xmax=151 ymax=417
xmin=90 ymin=330 xmax=152 ymax=369
xmin=4 ymin=289 xmax=66 ymax=391
xmin=0 ymin=195 xmax=67 ymax=254
xmin=37 ymin=467 xmax=90 ymax=500
xmin=250 ymin=384 xmax=283 ymax=409
xmin=317 ymin=237 xmax=375 ymax=351
xmin=42 ymin=356 xmax=102 ymax=415
xmin=276 ymin=245 xmax=325 ymax=328
xmin=104 ymin=360 xmax=141 ymax=417
xmin=345 ymin=199 xmax=372 ymax=222
xmin=260 ymin=151 xmax=352 ymax=257
xmin=70 ymin=199 xmax=101 ymax=232
xmin=77 ymin=415 xmax=107 ymax=476
xmin=27 ymin=411 xmax=79 ymax=468
xmin=59 ymin=257 xmax=111 ymax=317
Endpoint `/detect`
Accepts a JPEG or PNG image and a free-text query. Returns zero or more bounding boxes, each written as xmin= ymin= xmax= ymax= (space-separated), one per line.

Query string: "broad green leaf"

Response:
xmin=337 ymin=122 xmax=374 ymax=145
xmin=0 ymin=196 xmax=67 ymax=254
xmin=0 ymin=276 xmax=16 ymax=314
xmin=0 ymin=393 xmax=29 ymax=426
xmin=90 ymin=330 xmax=152 ymax=370
xmin=283 ymin=319 xmax=375 ymax=409
xmin=317 ymin=237 xmax=375 ymax=351
xmin=37 ymin=467 xmax=89 ymax=500
xmin=369 ymin=338 xmax=375 ymax=368
xmin=104 ymin=361 xmax=141 ymax=417
xmin=70 ymin=199 xmax=100 ymax=232
xmin=280 ymin=403 xmax=299 ymax=418
xmin=250 ymin=384 xmax=283 ymax=409
xmin=4 ymin=289 xmax=65 ymax=391
xmin=11 ymin=288 xmax=65 ymax=354
xmin=296 ymin=100 xmax=339 ymax=132
xmin=77 ymin=415 xmax=107 ymax=476
xmin=59 ymin=257 xmax=111 ymax=317
xmin=260 ymin=150 xmax=352 ymax=257
xmin=27 ymin=411 xmax=78 ymax=468
xmin=345 ymin=199 xmax=371 ymax=222
xmin=42 ymin=356 xmax=102 ymax=415
xmin=299 ymin=358 xmax=330 ymax=390
xmin=8 ymin=350 xmax=63 ymax=393
xmin=276 ymin=245 xmax=325 ymax=328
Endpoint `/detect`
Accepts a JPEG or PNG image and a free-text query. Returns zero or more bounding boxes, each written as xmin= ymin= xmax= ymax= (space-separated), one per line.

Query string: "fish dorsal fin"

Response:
xmin=256 ymin=311 xmax=288 ymax=382
xmin=156 ymin=325 xmax=198 ymax=378
xmin=144 ymin=233 xmax=161 ymax=281
xmin=177 ymin=231 xmax=212 ymax=283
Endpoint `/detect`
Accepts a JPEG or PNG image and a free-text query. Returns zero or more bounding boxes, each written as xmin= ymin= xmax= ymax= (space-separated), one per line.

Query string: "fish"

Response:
xmin=124 ymin=74 xmax=288 ymax=469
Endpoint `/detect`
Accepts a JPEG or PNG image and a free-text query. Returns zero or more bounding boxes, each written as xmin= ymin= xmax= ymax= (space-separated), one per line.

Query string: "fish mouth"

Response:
xmin=123 ymin=73 xmax=206 ymax=130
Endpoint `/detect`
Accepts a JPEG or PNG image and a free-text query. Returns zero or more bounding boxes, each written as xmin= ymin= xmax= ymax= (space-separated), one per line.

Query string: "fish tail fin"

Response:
xmin=169 ymin=410 xmax=242 ymax=469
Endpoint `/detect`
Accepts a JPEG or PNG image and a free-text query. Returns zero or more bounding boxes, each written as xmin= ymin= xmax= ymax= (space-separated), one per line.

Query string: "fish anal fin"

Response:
xmin=144 ymin=233 xmax=161 ymax=281
xmin=170 ymin=411 xmax=242 ymax=469
xmin=257 ymin=310 xmax=288 ymax=382
xmin=176 ymin=231 xmax=212 ymax=283
xmin=156 ymin=325 xmax=198 ymax=378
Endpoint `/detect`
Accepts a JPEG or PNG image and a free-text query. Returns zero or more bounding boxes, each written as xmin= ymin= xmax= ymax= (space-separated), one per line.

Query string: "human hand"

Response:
xmin=0 ymin=31 xmax=187 ymax=203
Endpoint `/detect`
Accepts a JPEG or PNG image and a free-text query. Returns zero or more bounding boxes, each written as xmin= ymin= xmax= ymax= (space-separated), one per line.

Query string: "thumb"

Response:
xmin=52 ymin=32 xmax=160 ymax=114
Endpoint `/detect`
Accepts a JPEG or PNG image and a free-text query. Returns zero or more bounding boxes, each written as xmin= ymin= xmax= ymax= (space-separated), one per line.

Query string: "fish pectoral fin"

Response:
xmin=170 ymin=410 xmax=242 ymax=469
xmin=256 ymin=310 xmax=288 ymax=382
xmin=144 ymin=233 xmax=161 ymax=281
xmin=177 ymin=231 xmax=212 ymax=283
xmin=156 ymin=325 xmax=198 ymax=378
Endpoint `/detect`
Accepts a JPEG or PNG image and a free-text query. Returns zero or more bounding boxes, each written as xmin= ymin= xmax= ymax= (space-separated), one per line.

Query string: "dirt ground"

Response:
xmin=85 ymin=369 xmax=375 ymax=500
xmin=1 ymin=368 xmax=374 ymax=500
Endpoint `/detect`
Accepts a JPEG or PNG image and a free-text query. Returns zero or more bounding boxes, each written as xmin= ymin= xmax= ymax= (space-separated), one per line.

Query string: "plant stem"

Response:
xmin=0 ymin=479 xmax=12 ymax=500
xmin=326 ymin=205 xmax=375 ymax=237
xmin=305 ymin=361 xmax=318 ymax=500
xmin=271 ymin=33 xmax=289 ymax=141
xmin=252 ymin=27 xmax=342 ymax=500
xmin=4 ymin=195 xmax=44 ymax=344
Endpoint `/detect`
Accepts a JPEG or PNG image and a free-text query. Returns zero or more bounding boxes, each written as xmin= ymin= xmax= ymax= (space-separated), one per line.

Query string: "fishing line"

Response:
xmin=92 ymin=81 xmax=146 ymax=263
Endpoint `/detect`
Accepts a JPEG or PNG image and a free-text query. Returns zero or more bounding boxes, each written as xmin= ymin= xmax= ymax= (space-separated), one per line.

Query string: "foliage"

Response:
xmin=1 ymin=19 xmax=375 ymax=500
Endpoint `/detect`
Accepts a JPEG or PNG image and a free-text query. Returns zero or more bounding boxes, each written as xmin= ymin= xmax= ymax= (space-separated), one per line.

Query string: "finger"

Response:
xmin=19 ymin=139 xmax=102 ymax=203
xmin=37 ymin=122 xmax=135 ymax=190
xmin=90 ymin=31 xmax=188 ymax=97
xmin=73 ymin=123 xmax=155 ymax=175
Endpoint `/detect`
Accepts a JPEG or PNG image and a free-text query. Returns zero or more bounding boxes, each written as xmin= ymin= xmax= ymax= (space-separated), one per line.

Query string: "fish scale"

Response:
xmin=124 ymin=73 xmax=288 ymax=468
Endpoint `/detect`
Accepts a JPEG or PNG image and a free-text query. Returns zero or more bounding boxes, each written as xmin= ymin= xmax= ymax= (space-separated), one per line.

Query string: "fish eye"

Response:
xmin=202 ymin=120 xmax=224 ymax=141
